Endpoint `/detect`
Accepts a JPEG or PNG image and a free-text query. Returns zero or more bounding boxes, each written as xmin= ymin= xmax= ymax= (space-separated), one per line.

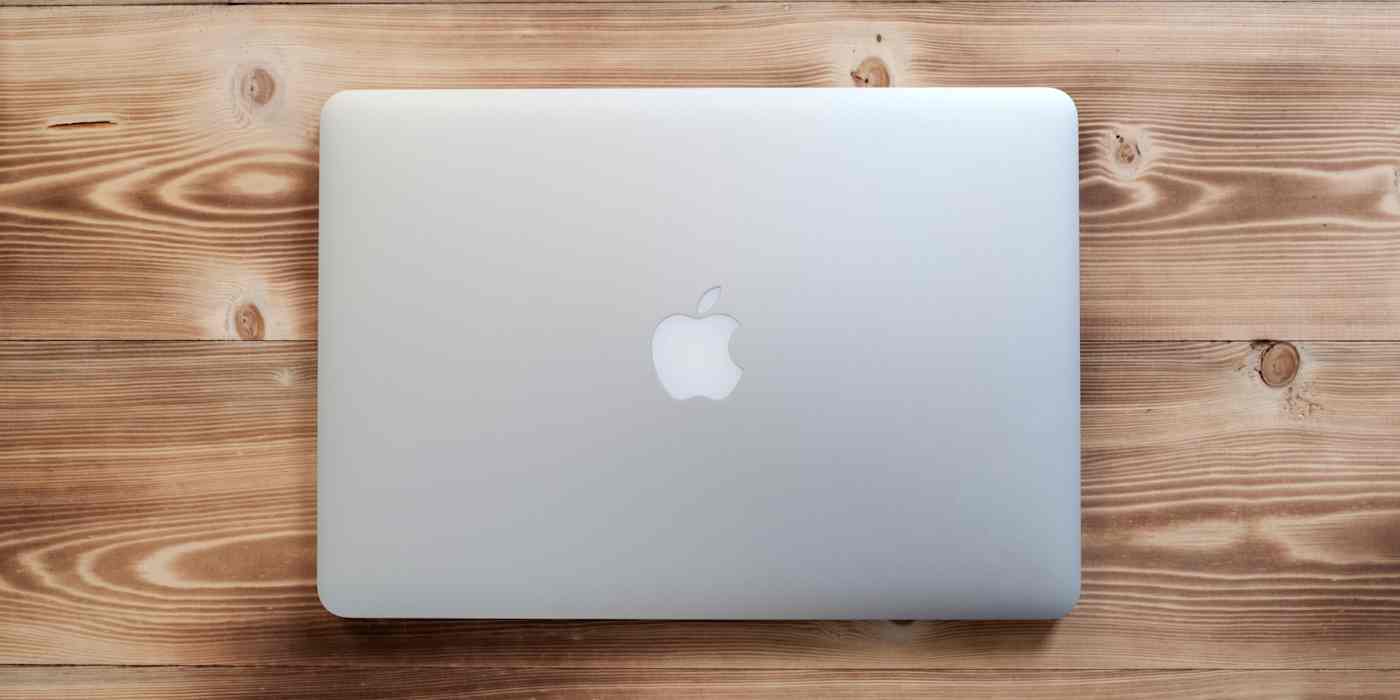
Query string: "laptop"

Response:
xmin=317 ymin=88 xmax=1079 ymax=619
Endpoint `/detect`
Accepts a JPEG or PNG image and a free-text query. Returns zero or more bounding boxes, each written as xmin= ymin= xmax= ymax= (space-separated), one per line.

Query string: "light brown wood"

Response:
xmin=4 ymin=3 xmax=1400 ymax=340
xmin=6 ymin=1 xmax=1400 ymax=695
xmin=3 ymin=340 xmax=1398 ymax=668
xmin=6 ymin=667 xmax=1400 ymax=699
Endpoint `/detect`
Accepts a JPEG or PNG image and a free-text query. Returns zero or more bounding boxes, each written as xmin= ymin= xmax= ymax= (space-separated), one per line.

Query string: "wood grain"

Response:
xmin=3 ymin=340 xmax=1398 ymax=668
xmin=4 ymin=3 xmax=1400 ymax=340
xmin=6 ymin=1 xmax=1400 ymax=694
xmin=6 ymin=668 xmax=1400 ymax=699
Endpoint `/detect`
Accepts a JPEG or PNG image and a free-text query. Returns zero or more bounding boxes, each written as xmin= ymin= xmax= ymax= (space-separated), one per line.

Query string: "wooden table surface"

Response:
xmin=4 ymin=1 xmax=1400 ymax=697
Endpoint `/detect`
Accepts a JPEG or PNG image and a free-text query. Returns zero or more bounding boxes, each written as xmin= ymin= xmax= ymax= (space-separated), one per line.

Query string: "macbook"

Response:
xmin=317 ymin=88 xmax=1080 ymax=619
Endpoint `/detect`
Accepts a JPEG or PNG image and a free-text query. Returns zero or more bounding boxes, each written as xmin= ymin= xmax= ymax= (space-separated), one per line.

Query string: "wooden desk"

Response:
xmin=3 ymin=2 xmax=1399 ymax=697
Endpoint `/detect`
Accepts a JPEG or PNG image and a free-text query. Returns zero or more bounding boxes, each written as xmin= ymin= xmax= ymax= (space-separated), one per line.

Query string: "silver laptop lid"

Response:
xmin=317 ymin=88 xmax=1079 ymax=619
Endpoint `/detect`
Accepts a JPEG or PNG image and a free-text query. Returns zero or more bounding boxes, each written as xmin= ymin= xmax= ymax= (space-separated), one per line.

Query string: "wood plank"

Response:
xmin=2 ymin=340 xmax=1398 ymax=667
xmin=0 ymin=0 xmax=1155 ymax=6
xmin=6 ymin=668 xmax=1400 ymax=699
xmin=4 ymin=3 xmax=1400 ymax=340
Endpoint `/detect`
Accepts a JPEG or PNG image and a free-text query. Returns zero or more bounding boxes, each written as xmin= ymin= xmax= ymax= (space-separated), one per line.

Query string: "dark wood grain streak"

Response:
xmin=6 ymin=668 xmax=1400 ymax=699
xmin=2 ymin=340 xmax=1397 ymax=668
xmin=4 ymin=3 xmax=1400 ymax=339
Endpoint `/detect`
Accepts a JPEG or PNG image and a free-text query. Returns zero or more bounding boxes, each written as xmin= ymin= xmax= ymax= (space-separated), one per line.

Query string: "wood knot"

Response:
xmin=1107 ymin=127 xmax=1151 ymax=180
xmin=234 ymin=303 xmax=266 ymax=340
xmin=241 ymin=68 xmax=276 ymax=107
xmin=1260 ymin=342 xmax=1299 ymax=387
xmin=850 ymin=57 xmax=890 ymax=87
xmin=1113 ymin=132 xmax=1140 ymax=166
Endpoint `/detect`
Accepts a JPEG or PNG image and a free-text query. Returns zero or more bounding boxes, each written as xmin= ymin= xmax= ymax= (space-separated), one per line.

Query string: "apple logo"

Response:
xmin=651 ymin=286 xmax=743 ymax=400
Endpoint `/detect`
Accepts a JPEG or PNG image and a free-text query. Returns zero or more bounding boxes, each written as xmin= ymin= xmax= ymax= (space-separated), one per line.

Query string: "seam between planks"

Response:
xmin=4 ymin=664 xmax=1400 ymax=670
xmin=0 ymin=0 xmax=1348 ymax=6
